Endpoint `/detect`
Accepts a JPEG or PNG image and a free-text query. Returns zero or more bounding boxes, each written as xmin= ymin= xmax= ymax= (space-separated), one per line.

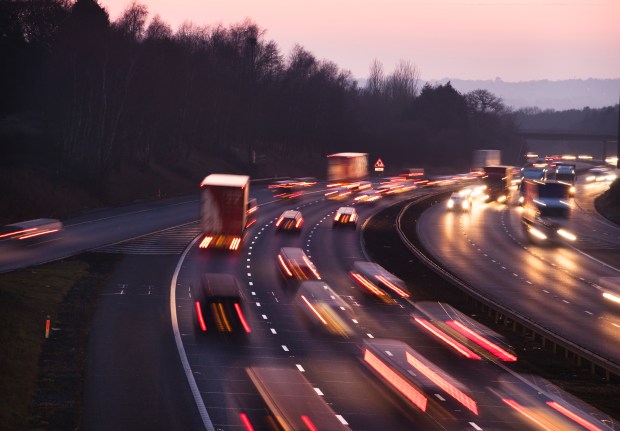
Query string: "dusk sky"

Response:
xmin=100 ymin=0 xmax=620 ymax=82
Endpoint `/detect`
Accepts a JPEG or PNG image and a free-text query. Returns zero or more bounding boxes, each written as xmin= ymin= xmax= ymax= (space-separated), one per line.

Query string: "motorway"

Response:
xmin=416 ymin=178 xmax=620 ymax=371
xmin=3 ymin=180 xmax=616 ymax=429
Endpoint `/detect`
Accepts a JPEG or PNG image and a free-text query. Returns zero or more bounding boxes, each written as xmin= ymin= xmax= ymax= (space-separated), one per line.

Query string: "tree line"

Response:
xmin=1 ymin=0 xmax=522 ymax=192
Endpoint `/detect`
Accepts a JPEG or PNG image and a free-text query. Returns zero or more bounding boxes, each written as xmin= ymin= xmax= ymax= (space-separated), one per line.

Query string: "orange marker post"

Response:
xmin=45 ymin=316 xmax=51 ymax=339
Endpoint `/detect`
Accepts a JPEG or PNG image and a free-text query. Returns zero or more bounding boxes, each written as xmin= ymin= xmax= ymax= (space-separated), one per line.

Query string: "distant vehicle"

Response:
xmin=521 ymin=180 xmax=576 ymax=244
xmin=293 ymin=177 xmax=317 ymax=187
xmin=333 ymin=207 xmax=358 ymax=227
xmin=268 ymin=180 xmax=303 ymax=200
xmin=348 ymin=180 xmax=372 ymax=192
xmin=585 ymin=167 xmax=616 ymax=182
xmin=598 ymin=277 xmax=620 ymax=306
xmin=246 ymin=366 xmax=351 ymax=431
xmin=349 ymin=261 xmax=409 ymax=303
xmin=275 ymin=210 xmax=304 ymax=232
xmin=0 ymin=218 xmax=63 ymax=242
xmin=482 ymin=165 xmax=513 ymax=203
xmin=199 ymin=174 xmax=250 ymax=251
xmin=545 ymin=164 xmax=576 ymax=197
xmin=327 ymin=152 xmax=368 ymax=186
xmin=277 ymin=247 xmax=321 ymax=283
xmin=399 ymin=168 xmax=428 ymax=185
xmin=520 ymin=166 xmax=546 ymax=181
xmin=447 ymin=191 xmax=471 ymax=212
xmin=325 ymin=186 xmax=351 ymax=200
xmin=472 ymin=149 xmax=501 ymax=170
xmin=354 ymin=189 xmax=382 ymax=203
xmin=294 ymin=281 xmax=357 ymax=337
xmin=192 ymin=273 xmax=251 ymax=334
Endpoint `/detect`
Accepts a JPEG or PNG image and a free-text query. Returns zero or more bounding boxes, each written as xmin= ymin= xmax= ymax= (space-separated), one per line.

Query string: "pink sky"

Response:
xmin=99 ymin=0 xmax=620 ymax=81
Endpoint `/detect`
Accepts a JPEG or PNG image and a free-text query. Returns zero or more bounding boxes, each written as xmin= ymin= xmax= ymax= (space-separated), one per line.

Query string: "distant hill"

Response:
xmin=425 ymin=78 xmax=620 ymax=111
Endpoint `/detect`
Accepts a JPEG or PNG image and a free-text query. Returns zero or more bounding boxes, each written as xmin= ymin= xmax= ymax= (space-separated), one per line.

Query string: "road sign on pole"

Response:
xmin=374 ymin=158 xmax=385 ymax=172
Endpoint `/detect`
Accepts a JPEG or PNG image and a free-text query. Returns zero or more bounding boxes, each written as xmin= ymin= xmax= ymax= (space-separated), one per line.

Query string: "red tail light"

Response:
xmin=414 ymin=317 xmax=481 ymax=360
xmin=199 ymin=236 xmax=213 ymax=249
xmin=301 ymin=415 xmax=318 ymax=431
xmin=234 ymin=303 xmax=252 ymax=333
xmin=295 ymin=218 xmax=303 ymax=228
xmin=195 ymin=301 xmax=207 ymax=332
xmin=364 ymin=349 xmax=427 ymax=412
xmin=445 ymin=320 xmax=517 ymax=362
xmin=275 ymin=217 xmax=283 ymax=227
xmin=239 ymin=413 xmax=255 ymax=431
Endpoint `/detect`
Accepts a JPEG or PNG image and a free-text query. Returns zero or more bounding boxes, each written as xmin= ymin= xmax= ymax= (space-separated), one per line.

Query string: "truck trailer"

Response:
xmin=472 ymin=150 xmax=501 ymax=170
xmin=327 ymin=152 xmax=368 ymax=185
xmin=198 ymin=174 xmax=250 ymax=251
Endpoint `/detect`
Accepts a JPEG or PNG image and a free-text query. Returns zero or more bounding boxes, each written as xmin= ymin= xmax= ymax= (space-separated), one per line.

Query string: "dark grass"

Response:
xmin=0 ymin=253 xmax=119 ymax=431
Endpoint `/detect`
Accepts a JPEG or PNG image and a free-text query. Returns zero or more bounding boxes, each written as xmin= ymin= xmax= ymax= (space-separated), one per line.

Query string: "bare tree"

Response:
xmin=366 ymin=59 xmax=384 ymax=96
xmin=384 ymin=59 xmax=419 ymax=103
xmin=115 ymin=1 xmax=148 ymax=40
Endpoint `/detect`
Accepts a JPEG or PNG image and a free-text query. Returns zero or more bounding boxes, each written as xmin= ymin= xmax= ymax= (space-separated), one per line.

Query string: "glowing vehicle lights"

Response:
xmin=195 ymin=301 xmax=207 ymax=332
xmin=350 ymin=272 xmax=388 ymax=298
xmin=502 ymin=398 xmax=559 ymax=431
xmin=556 ymin=229 xmax=576 ymax=241
xmin=275 ymin=210 xmax=304 ymax=232
xmin=301 ymin=295 xmax=329 ymax=325
xmin=546 ymin=401 xmax=603 ymax=431
xmin=278 ymin=247 xmax=321 ymax=282
xmin=193 ymin=273 xmax=249 ymax=335
xmin=234 ymin=303 xmax=252 ymax=333
xmin=375 ymin=275 xmax=409 ymax=298
xmin=239 ymin=413 xmax=254 ymax=431
xmin=363 ymin=348 xmax=428 ymax=412
xmin=0 ymin=218 xmax=63 ymax=242
xmin=414 ymin=317 xmax=481 ymax=360
xmin=405 ymin=351 xmax=478 ymax=415
xmin=350 ymin=261 xmax=408 ymax=303
xmin=277 ymin=254 xmax=293 ymax=277
xmin=445 ymin=320 xmax=517 ymax=362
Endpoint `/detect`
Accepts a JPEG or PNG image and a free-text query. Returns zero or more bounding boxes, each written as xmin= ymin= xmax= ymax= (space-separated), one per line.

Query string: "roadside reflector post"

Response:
xmin=45 ymin=315 xmax=51 ymax=339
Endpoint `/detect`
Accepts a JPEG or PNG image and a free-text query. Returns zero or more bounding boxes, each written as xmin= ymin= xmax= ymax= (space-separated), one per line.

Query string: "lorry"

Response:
xmin=545 ymin=163 xmax=576 ymax=197
xmin=482 ymin=165 xmax=513 ymax=203
xmin=327 ymin=152 xmax=368 ymax=186
xmin=472 ymin=150 xmax=501 ymax=170
xmin=520 ymin=179 xmax=576 ymax=244
xmin=198 ymin=174 xmax=251 ymax=251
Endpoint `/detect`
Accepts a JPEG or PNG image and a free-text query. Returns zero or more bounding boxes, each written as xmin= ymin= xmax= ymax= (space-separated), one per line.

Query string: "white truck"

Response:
xmin=327 ymin=152 xmax=368 ymax=185
xmin=472 ymin=150 xmax=501 ymax=170
xmin=198 ymin=174 xmax=251 ymax=251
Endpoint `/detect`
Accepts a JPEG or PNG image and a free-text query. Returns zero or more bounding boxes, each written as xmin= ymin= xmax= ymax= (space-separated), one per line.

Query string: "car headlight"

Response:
xmin=447 ymin=199 xmax=454 ymax=209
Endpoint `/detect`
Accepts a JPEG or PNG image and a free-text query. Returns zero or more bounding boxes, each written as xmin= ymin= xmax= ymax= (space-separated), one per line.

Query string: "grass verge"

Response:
xmin=0 ymin=253 xmax=118 ymax=431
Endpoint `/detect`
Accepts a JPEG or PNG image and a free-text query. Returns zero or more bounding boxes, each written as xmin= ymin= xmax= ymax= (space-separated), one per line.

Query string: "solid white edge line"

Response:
xmin=170 ymin=235 xmax=216 ymax=431
xmin=569 ymin=244 xmax=620 ymax=274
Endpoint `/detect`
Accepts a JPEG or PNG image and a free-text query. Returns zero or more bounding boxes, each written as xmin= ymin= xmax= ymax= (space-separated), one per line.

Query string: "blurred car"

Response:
xmin=275 ymin=210 xmax=303 ymax=232
xmin=277 ymin=247 xmax=321 ymax=283
xmin=294 ymin=281 xmax=357 ymax=337
xmin=447 ymin=191 xmax=471 ymax=211
xmin=0 ymin=218 xmax=63 ymax=243
xmin=585 ymin=167 xmax=616 ymax=182
xmin=354 ymin=189 xmax=382 ymax=203
xmin=333 ymin=206 xmax=358 ymax=227
xmin=192 ymin=273 xmax=251 ymax=334
xmin=325 ymin=187 xmax=351 ymax=200
xmin=349 ymin=261 xmax=409 ymax=303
